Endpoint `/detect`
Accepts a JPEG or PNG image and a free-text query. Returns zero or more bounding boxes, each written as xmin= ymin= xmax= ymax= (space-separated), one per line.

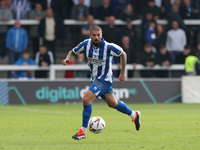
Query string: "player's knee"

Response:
xmin=82 ymin=95 xmax=91 ymax=105
xmin=107 ymin=102 xmax=118 ymax=108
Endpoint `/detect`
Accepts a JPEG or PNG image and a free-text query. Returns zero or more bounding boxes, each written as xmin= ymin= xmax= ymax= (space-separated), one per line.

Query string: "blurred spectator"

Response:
xmin=73 ymin=0 xmax=91 ymax=7
xmin=35 ymin=45 xmax=54 ymax=78
xmin=122 ymin=20 xmax=138 ymax=49
xmin=71 ymin=0 xmax=89 ymax=21
xmin=140 ymin=43 xmax=156 ymax=78
xmin=119 ymin=4 xmax=138 ymax=21
xmin=153 ymin=24 xmax=167 ymax=51
xmin=90 ymin=0 xmax=103 ymax=15
xmin=166 ymin=3 xmax=186 ymax=30
xmin=91 ymin=0 xmax=103 ymax=7
xmin=0 ymin=0 xmax=13 ymax=58
xmin=142 ymin=0 xmax=161 ymax=20
xmin=6 ymin=20 xmax=28 ymax=65
xmin=141 ymin=12 xmax=155 ymax=43
xmin=28 ymin=3 xmax=45 ymax=58
xmin=122 ymin=35 xmax=137 ymax=78
xmin=111 ymin=0 xmax=132 ymax=17
xmin=165 ymin=0 xmax=182 ymax=15
xmin=65 ymin=0 xmax=74 ymax=19
xmin=103 ymin=15 xmax=121 ymax=44
xmin=144 ymin=21 xmax=156 ymax=44
xmin=38 ymin=8 xmax=65 ymax=60
xmin=173 ymin=45 xmax=191 ymax=77
xmin=176 ymin=45 xmax=191 ymax=64
xmin=131 ymin=0 xmax=145 ymax=16
xmin=81 ymin=14 xmax=94 ymax=40
xmin=181 ymin=0 xmax=199 ymax=16
xmin=75 ymin=53 xmax=88 ymax=78
xmin=180 ymin=0 xmax=199 ymax=47
xmin=64 ymin=57 xmax=76 ymax=78
xmin=40 ymin=0 xmax=68 ymax=19
xmin=29 ymin=0 xmax=41 ymax=8
xmin=173 ymin=0 xmax=182 ymax=5
xmin=10 ymin=0 xmax=31 ymax=19
xmin=39 ymin=0 xmax=56 ymax=10
xmin=185 ymin=49 xmax=200 ymax=75
xmin=114 ymin=36 xmax=137 ymax=78
xmin=159 ymin=0 xmax=170 ymax=18
xmin=95 ymin=0 xmax=114 ymax=21
xmin=154 ymin=0 xmax=162 ymax=8
xmin=155 ymin=45 xmax=172 ymax=77
xmin=12 ymin=51 xmax=36 ymax=79
xmin=53 ymin=0 xmax=68 ymax=19
xmin=191 ymin=0 xmax=200 ymax=10
xmin=166 ymin=20 xmax=187 ymax=63
xmin=71 ymin=0 xmax=89 ymax=46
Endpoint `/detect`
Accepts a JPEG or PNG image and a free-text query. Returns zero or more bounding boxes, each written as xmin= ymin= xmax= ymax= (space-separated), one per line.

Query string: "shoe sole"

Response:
xmin=135 ymin=111 xmax=141 ymax=131
xmin=72 ymin=135 xmax=86 ymax=140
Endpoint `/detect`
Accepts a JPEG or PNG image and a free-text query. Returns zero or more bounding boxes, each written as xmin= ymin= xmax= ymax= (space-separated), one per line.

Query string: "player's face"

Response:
xmin=90 ymin=30 xmax=102 ymax=47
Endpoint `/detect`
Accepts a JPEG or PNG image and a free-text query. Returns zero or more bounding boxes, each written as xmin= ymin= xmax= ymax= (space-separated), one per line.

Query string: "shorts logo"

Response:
xmin=88 ymin=57 xmax=92 ymax=62
xmin=93 ymin=87 xmax=97 ymax=90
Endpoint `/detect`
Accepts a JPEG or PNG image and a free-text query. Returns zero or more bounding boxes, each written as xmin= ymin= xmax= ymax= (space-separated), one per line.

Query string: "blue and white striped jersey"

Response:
xmin=72 ymin=38 xmax=123 ymax=83
xmin=10 ymin=0 xmax=31 ymax=19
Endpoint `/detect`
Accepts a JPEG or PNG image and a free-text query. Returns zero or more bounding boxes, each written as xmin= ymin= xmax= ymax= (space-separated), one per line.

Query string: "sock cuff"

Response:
xmin=83 ymin=104 xmax=92 ymax=108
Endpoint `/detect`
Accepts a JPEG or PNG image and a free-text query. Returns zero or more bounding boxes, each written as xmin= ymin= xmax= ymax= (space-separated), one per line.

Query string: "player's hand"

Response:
xmin=62 ymin=59 xmax=70 ymax=65
xmin=119 ymin=73 xmax=126 ymax=86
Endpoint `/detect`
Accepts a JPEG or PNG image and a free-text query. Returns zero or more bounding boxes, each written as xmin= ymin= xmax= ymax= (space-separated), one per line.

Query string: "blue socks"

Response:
xmin=81 ymin=100 xmax=132 ymax=128
xmin=114 ymin=100 xmax=132 ymax=116
xmin=82 ymin=104 xmax=92 ymax=128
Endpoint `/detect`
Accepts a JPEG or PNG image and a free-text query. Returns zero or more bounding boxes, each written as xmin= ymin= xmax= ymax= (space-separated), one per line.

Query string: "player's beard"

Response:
xmin=92 ymin=39 xmax=102 ymax=47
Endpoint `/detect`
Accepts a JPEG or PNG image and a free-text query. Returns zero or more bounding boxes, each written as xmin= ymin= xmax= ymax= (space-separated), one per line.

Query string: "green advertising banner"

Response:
xmin=3 ymin=79 xmax=181 ymax=105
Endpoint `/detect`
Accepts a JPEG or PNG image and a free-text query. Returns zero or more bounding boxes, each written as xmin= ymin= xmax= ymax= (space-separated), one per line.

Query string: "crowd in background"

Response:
xmin=1 ymin=0 xmax=200 ymax=79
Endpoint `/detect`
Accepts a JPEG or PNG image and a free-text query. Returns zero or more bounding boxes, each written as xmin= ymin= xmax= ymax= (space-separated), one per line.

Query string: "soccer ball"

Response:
xmin=88 ymin=116 xmax=105 ymax=133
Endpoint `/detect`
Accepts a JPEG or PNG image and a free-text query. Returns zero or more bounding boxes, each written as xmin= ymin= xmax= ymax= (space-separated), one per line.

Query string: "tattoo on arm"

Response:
xmin=120 ymin=51 xmax=127 ymax=74
xmin=66 ymin=50 xmax=76 ymax=60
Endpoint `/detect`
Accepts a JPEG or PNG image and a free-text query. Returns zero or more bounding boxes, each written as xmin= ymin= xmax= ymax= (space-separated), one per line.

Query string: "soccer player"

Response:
xmin=62 ymin=25 xmax=141 ymax=140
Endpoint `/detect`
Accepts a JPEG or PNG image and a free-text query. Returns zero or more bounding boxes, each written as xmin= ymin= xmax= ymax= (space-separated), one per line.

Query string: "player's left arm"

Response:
xmin=119 ymin=51 xmax=127 ymax=86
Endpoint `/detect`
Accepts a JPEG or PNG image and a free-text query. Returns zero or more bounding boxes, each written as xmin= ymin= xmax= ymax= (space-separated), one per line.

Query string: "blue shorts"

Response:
xmin=89 ymin=79 xmax=114 ymax=100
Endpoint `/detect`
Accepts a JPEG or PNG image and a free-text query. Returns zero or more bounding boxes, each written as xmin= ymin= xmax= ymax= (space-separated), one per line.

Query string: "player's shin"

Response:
xmin=114 ymin=100 xmax=136 ymax=119
xmin=81 ymin=104 xmax=92 ymax=133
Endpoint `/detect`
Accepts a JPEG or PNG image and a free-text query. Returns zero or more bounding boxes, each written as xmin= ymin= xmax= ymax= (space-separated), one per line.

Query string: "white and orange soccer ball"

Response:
xmin=88 ymin=116 xmax=105 ymax=133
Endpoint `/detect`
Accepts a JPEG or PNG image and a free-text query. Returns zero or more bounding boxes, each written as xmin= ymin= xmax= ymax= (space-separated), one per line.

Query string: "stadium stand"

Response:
xmin=0 ymin=0 xmax=200 ymax=79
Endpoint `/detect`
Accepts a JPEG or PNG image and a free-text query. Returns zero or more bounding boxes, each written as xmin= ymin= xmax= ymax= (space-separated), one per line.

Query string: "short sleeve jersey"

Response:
xmin=72 ymin=38 xmax=123 ymax=83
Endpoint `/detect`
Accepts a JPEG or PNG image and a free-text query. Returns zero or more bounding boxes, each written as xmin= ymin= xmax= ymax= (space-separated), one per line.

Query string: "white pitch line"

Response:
xmin=0 ymin=106 xmax=70 ymax=115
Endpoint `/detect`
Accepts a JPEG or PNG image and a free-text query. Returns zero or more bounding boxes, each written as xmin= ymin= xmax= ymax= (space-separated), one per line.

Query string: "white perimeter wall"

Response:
xmin=182 ymin=76 xmax=200 ymax=103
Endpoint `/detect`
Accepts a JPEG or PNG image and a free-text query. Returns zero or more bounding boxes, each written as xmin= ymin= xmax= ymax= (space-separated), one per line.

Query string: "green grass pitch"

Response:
xmin=0 ymin=103 xmax=200 ymax=150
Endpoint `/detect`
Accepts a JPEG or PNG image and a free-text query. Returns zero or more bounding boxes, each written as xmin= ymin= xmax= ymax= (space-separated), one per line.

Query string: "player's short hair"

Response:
xmin=89 ymin=25 xmax=102 ymax=34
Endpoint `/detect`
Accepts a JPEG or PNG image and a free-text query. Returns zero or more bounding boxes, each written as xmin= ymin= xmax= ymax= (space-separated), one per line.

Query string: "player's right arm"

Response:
xmin=62 ymin=40 xmax=87 ymax=65
xmin=62 ymin=50 xmax=76 ymax=65
xmin=62 ymin=40 xmax=88 ymax=65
